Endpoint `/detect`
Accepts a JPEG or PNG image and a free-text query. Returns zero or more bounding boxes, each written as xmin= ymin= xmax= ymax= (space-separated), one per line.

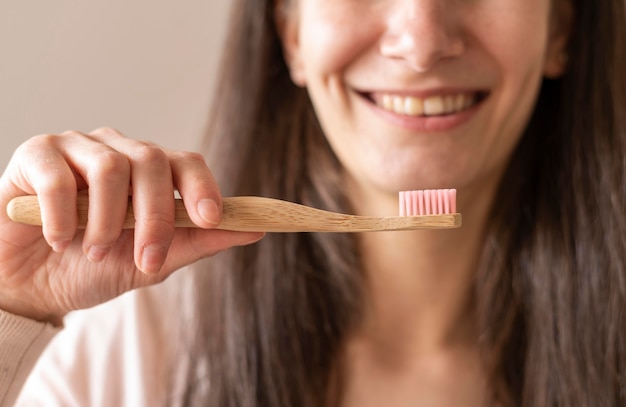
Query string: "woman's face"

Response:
xmin=280 ymin=0 xmax=569 ymax=205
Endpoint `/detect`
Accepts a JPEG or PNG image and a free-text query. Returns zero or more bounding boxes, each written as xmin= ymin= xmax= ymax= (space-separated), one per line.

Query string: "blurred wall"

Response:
xmin=0 ymin=0 xmax=232 ymax=169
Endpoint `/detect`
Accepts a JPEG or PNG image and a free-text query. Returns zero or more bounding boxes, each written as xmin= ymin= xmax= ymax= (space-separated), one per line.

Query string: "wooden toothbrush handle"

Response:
xmin=6 ymin=195 xmax=195 ymax=229
xmin=6 ymin=195 xmax=462 ymax=233
xmin=5 ymin=195 xmax=346 ymax=231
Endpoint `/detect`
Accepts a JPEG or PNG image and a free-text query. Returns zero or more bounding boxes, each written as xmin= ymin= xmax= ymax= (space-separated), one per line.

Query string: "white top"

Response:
xmin=0 ymin=271 xmax=185 ymax=407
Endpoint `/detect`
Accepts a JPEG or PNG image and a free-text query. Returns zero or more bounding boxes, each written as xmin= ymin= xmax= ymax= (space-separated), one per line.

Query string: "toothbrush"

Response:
xmin=6 ymin=189 xmax=460 ymax=232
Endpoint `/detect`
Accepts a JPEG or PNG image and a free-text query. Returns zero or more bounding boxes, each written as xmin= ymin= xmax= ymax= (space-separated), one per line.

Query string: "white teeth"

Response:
xmin=375 ymin=92 xmax=477 ymax=117
xmin=423 ymin=96 xmax=445 ymax=116
xmin=382 ymin=94 xmax=393 ymax=110
xmin=393 ymin=96 xmax=405 ymax=114
xmin=444 ymin=96 xmax=456 ymax=112
xmin=454 ymin=94 xmax=465 ymax=111
xmin=405 ymin=97 xmax=423 ymax=115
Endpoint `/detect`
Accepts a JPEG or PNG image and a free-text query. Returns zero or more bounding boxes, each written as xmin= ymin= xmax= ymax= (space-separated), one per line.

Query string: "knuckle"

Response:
xmin=138 ymin=139 xmax=157 ymax=147
xmin=90 ymin=150 xmax=130 ymax=180
xmin=14 ymin=135 xmax=77 ymax=188
xmin=45 ymin=223 xmax=73 ymax=239
xmin=90 ymin=126 xmax=124 ymax=138
xmin=21 ymin=134 xmax=60 ymax=153
xmin=37 ymin=175 xmax=76 ymax=196
xmin=138 ymin=211 xmax=176 ymax=235
xmin=60 ymin=129 xmax=86 ymax=138
xmin=142 ymin=211 xmax=175 ymax=226
xmin=130 ymin=144 xmax=169 ymax=166
xmin=190 ymin=177 xmax=217 ymax=193
xmin=169 ymin=151 xmax=216 ymax=191
xmin=172 ymin=150 xmax=206 ymax=164
xmin=87 ymin=230 xmax=121 ymax=248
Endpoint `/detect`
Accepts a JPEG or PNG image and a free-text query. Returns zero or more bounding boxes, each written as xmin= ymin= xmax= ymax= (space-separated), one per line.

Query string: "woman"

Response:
xmin=1 ymin=0 xmax=625 ymax=405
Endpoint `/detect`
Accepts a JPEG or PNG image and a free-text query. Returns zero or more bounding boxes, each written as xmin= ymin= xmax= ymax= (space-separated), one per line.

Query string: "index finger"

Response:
xmin=167 ymin=150 xmax=222 ymax=228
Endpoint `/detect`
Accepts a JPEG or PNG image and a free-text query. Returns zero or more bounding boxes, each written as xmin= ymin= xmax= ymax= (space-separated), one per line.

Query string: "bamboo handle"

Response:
xmin=6 ymin=195 xmax=461 ymax=232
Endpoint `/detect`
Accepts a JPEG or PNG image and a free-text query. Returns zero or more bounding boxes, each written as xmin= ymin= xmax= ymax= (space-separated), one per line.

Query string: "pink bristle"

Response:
xmin=436 ymin=190 xmax=443 ymax=214
xmin=450 ymin=189 xmax=457 ymax=213
xmin=410 ymin=191 xmax=419 ymax=217
xmin=417 ymin=190 xmax=424 ymax=215
xmin=399 ymin=190 xmax=412 ymax=216
xmin=398 ymin=188 xmax=457 ymax=216
xmin=404 ymin=191 xmax=411 ymax=216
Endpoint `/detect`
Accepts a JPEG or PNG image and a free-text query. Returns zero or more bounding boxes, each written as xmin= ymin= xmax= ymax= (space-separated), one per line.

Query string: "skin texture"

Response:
xmin=0 ymin=128 xmax=263 ymax=324
xmin=277 ymin=0 xmax=570 ymax=405
xmin=281 ymin=0 xmax=569 ymax=214
xmin=0 ymin=0 xmax=575 ymax=405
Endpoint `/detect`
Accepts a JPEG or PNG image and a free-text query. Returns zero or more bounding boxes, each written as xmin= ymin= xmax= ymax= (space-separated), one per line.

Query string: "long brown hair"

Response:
xmin=173 ymin=0 xmax=626 ymax=405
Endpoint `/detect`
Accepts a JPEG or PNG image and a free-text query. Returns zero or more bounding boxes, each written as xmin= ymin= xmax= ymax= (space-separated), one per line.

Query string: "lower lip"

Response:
xmin=363 ymin=95 xmax=484 ymax=132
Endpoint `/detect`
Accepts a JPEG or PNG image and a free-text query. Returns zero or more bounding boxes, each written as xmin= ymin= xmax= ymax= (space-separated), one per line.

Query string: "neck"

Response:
xmin=346 ymin=179 xmax=496 ymax=367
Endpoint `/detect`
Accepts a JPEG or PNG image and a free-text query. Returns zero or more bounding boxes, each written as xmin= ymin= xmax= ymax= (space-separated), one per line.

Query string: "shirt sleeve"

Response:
xmin=13 ymin=281 xmax=179 ymax=407
xmin=0 ymin=310 xmax=59 ymax=407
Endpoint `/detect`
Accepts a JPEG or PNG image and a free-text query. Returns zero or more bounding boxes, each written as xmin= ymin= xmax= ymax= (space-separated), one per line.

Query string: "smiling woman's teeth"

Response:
xmin=379 ymin=93 xmax=476 ymax=117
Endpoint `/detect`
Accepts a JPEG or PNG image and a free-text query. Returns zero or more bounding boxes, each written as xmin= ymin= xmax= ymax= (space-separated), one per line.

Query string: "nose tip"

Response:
xmin=381 ymin=32 xmax=465 ymax=72
xmin=380 ymin=3 xmax=465 ymax=72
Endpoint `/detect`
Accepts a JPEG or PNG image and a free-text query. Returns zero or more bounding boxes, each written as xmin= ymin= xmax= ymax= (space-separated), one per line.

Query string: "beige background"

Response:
xmin=0 ymin=0 xmax=232 ymax=169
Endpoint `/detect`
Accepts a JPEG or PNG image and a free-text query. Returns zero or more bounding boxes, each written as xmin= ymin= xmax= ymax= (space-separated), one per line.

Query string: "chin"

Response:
xmin=363 ymin=155 xmax=472 ymax=192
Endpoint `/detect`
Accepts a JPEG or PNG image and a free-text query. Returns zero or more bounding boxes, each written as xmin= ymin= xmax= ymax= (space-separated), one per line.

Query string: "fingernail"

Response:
xmin=51 ymin=240 xmax=71 ymax=253
xmin=87 ymin=245 xmax=109 ymax=263
xmin=197 ymin=198 xmax=220 ymax=226
xmin=140 ymin=244 xmax=168 ymax=274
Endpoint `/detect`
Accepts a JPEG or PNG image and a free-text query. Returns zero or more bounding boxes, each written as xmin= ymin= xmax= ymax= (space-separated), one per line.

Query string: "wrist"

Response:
xmin=0 ymin=296 xmax=65 ymax=327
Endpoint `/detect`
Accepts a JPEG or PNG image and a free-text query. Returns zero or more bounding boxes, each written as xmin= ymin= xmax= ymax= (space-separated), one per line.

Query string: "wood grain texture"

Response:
xmin=7 ymin=195 xmax=462 ymax=233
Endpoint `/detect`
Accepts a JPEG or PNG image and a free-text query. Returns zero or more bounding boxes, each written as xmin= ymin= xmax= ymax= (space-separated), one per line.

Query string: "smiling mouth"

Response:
xmin=367 ymin=91 xmax=488 ymax=117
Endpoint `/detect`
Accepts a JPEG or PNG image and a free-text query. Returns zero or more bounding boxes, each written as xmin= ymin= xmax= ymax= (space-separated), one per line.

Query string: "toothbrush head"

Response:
xmin=399 ymin=189 xmax=457 ymax=216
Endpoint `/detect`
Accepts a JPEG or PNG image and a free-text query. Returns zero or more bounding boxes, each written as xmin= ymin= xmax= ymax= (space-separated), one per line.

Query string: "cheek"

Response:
xmin=473 ymin=0 xmax=552 ymax=79
xmin=298 ymin=2 xmax=383 ymax=78
xmin=470 ymin=2 xmax=553 ymax=137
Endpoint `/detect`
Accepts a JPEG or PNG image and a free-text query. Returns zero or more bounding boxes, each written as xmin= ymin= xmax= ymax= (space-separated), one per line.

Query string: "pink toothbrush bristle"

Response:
xmin=399 ymin=189 xmax=457 ymax=216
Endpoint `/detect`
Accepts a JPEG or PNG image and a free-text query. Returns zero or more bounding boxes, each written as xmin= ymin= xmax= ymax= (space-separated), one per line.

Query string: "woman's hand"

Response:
xmin=0 ymin=128 xmax=263 ymax=325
